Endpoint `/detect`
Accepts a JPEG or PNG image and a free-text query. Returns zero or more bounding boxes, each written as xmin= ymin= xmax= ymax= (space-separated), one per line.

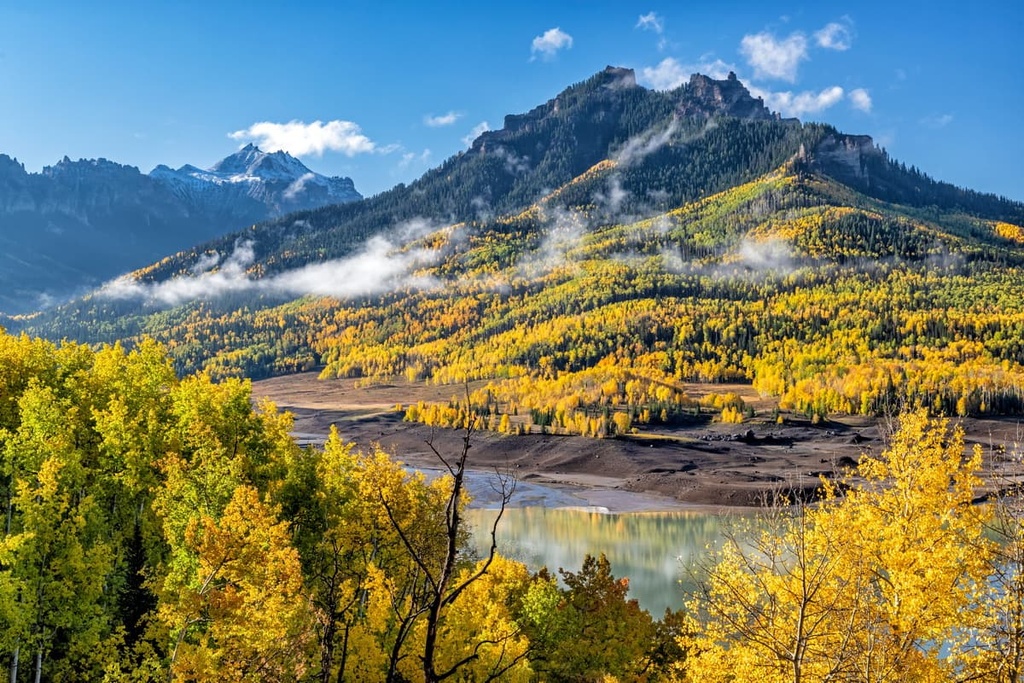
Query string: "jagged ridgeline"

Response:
xmin=0 ymin=145 xmax=360 ymax=314
xmin=14 ymin=67 xmax=1024 ymax=427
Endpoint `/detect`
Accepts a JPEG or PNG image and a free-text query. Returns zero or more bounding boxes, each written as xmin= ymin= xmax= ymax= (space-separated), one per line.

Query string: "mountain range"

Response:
xmin=12 ymin=66 xmax=1024 ymax=423
xmin=0 ymin=145 xmax=360 ymax=313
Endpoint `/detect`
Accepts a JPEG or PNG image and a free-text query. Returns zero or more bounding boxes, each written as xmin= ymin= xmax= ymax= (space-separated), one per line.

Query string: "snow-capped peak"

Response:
xmin=148 ymin=145 xmax=361 ymax=215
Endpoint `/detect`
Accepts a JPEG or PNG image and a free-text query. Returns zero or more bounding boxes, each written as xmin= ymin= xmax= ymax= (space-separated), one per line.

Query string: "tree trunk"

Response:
xmin=33 ymin=650 xmax=41 ymax=683
xmin=319 ymin=618 xmax=336 ymax=683
xmin=336 ymin=624 xmax=350 ymax=683
xmin=9 ymin=645 xmax=18 ymax=683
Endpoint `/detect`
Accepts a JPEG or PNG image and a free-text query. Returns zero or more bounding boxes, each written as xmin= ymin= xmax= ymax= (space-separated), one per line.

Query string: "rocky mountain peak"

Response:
xmin=210 ymin=143 xmax=268 ymax=175
xmin=676 ymin=72 xmax=775 ymax=121
xmin=42 ymin=156 xmax=142 ymax=179
xmin=0 ymin=154 xmax=27 ymax=178
xmin=485 ymin=66 xmax=640 ymax=147
xmin=594 ymin=65 xmax=637 ymax=90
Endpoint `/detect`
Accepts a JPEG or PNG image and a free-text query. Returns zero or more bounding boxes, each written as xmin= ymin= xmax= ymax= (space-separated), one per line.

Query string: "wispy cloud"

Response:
xmin=101 ymin=240 xmax=259 ymax=306
xmin=462 ymin=121 xmax=491 ymax=147
xmin=848 ymin=88 xmax=872 ymax=113
xmin=815 ymin=20 xmax=853 ymax=51
xmin=639 ymin=56 xmax=734 ymax=91
xmin=98 ymin=219 xmax=451 ymax=306
xmin=283 ymin=172 xmax=316 ymax=200
xmin=424 ymin=111 xmax=461 ymax=127
xmin=517 ymin=206 xmax=587 ymax=277
xmin=530 ymin=27 xmax=573 ymax=61
xmin=398 ymin=148 xmax=432 ymax=170
xmin=229 ymin=119 xmax=381 ymax=157
xmin=493 ymin=146 xmax=531 ymax=174
xmin=635 ymin=11 xmax=664 ymax=34
xmin=750 ymin=85 xmax=845 ymax=118
xmin=921 ymin=113 xmax=954 ymax=129
xmin=614 ymin=118 xmax=679 ymax=166
xmin=269 ymin=224 xmax=443 ymax=298
xmin=636 ymin=11 xmax=668 ymax=50
xmin=739 ymin=31 xmax=808 ymax=82
xmin=736 ymin=238 xmax=793 ymax=271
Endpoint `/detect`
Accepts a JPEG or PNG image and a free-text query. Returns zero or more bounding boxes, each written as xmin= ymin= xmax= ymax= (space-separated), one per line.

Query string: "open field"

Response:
xmin=253 ymin=372 xmax=1024 ymax=510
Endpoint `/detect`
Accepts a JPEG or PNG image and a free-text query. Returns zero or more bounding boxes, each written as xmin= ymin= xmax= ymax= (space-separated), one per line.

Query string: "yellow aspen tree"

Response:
xmin=683 ymin=411 xmax=993 ymax=682
xmin=163 ymin=485 xmax=315 ymax=682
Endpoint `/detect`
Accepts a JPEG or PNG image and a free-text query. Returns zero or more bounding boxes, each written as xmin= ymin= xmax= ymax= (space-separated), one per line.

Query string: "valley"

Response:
xmin=4 ymin=50 xmax=1024 ymax=679
xmin=253 ymin=371 xmax=1024 ymax=508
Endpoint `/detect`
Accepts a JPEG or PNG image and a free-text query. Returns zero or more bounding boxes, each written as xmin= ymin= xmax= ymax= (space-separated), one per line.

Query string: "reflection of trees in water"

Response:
xmin=463 ymin=508 xmax=737 ymax=614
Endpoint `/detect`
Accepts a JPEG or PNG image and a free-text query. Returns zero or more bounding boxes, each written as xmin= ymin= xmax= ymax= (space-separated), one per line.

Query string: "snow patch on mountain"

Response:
xmin=149 ymin=143 xmax=361 ymax=213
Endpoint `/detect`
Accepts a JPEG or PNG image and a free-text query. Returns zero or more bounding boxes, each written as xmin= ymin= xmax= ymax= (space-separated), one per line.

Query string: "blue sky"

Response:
xmin=1 ymin=0 xmax=1020 ymax=201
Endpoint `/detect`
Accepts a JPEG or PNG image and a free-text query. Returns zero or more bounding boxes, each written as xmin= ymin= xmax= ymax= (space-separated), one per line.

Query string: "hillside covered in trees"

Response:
xmin=10 ymin=67 xmax=1024 ymax=434
xmin=2 ymin=331 xmax=1024 ymax=681
xmin=4 ymin=65 xmax=1024 ymax=681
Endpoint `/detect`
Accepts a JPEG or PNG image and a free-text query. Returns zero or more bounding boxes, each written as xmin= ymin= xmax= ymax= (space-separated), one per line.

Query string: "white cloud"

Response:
xmin=639 ymin=57 xmax=735 ymax=91
xmin=597 ymin=176 xmax=629 ymax=215
xmin=190 ymin=251 xmax=221 ymax=275
xmin=98 ymin=219 xmax=450 ymax=306
xmin=641 ymin=58 xmax=687 ymax=91
xmin=530 ymin=27 xmax=573 ymax=61
xmin=921 ymin=113 xmax=954 ymax=129
xmin=270 ymin=229 xmax=442 ymax=298
xmin=750 ymin=85 xmax=845 ymax=118
xmin=848 ymin=88 xmax=872 ymax=113
xmin=517 ymin=206 xmax=587 ymax=277
xmin=737 ymin=238 xmax=793 ymax=271
xmin=229 ymin=119 xmax=379 ymax=157
xmin=462 ymin=121 xmax=490 ymax=147
xmin=424 ymin=111 xmax=461 ymax=127
xmin=100 ymin=240 xmax=259 ymax=306
xmin=739 ymin=31 xmax=808 ymax=82
xmin=493 ymin=147 xmax=531 ymax=174
xmin=815 ymin=21 xmax=853 ymax=50
xmin=636 ymin=12 xmax=664 ymax=34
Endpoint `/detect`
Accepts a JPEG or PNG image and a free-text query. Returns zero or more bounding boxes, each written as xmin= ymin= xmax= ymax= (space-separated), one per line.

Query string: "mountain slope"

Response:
xmin=93 ymin=68 xmax=831 ymax=288
xmin=13 ymin=67 xmax=1024 ymax=427
xmin=0 ymin=147 xmax=360 ymax=314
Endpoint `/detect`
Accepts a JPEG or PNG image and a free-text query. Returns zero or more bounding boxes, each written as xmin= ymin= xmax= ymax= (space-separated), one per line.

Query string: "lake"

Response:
xmin=464 ymin=506 xmax=737 ymax=615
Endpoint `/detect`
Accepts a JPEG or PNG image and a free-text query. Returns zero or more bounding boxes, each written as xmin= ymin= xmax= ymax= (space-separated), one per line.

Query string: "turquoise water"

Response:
xmin=464 ymin=506 xmax=734 ymax=615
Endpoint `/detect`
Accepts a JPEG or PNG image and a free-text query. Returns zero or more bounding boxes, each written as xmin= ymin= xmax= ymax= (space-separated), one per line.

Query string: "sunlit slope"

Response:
xmin=11 ymin=67 xmax=1024 ymax=430
xmin=19 ymin=157 xmax=1024 ymax=430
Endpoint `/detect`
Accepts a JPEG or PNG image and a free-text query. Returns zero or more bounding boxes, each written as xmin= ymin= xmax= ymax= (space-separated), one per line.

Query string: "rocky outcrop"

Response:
xmin=675 ymin=72 xmax=775 ymax=121
xmin=814 ymin=134 xmax=881 ymax=182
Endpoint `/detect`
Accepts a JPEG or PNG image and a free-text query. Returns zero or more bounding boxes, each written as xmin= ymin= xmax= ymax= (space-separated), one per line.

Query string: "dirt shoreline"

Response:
xmin=253 ymin=373 xmax=1024 ymax=513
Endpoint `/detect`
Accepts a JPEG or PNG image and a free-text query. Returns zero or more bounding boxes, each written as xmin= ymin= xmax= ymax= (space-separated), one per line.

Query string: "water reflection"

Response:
xmin=464 ymin=507 xmax=736 ymax=615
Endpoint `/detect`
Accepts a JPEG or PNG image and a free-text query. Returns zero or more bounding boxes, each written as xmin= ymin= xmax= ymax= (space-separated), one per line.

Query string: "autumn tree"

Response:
xmin=520 ymin=553 xmax=666 ymax=682
xmin=158 ymin=485 xmax=314 ymax=681
xmin=949 ymin=446 xmax=1024 ymax=681
xmin=683 ymin=411 xmax=993 ymax=681
xmin=380 ymin=424 xmax=519 ymax=683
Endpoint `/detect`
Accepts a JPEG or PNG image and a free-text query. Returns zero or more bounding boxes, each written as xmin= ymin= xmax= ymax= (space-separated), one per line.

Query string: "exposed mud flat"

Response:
xmin=253 ymin=373 xmax=1024 ymax=511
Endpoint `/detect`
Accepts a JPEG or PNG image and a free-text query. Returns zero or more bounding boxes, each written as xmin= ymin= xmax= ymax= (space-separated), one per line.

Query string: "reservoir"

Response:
xmin=464 ymin=506 xmax=735 ymax=615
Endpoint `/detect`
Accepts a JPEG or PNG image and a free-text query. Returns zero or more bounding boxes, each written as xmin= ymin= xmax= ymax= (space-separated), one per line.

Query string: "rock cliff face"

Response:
xmin=814 ymin=134 xmax=881 ymax=182
xmin=0 ymin=147 xmax=361 ymax=313
xmin=675 ymin=72 xmax=775 ymax=121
